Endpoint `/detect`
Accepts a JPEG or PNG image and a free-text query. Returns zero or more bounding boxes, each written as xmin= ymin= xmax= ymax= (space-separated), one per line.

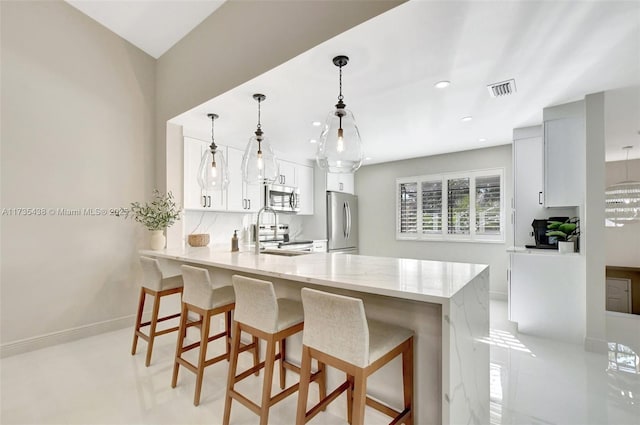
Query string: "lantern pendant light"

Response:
xmin=242 ymin=94 xmax=279 ymax=185
xmin=197 ymin=113 xmax=229 ymax=192
xmin=606 ymin=145 xmax=640 ymax=224
xmin=316 ymin=55 xmax=363 ymax=174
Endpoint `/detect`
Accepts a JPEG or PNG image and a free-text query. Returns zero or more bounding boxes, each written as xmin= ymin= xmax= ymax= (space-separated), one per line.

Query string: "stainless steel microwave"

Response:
xmin=267 ymin=184 xmax=300 ymax=213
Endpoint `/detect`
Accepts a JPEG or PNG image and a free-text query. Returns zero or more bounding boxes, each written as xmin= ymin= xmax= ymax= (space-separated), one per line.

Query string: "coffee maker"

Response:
xmin=526 ymin=217 xmax=569 ymax=249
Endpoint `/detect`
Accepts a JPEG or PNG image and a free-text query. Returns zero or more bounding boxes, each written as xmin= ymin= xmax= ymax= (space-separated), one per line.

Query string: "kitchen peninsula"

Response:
xmin=141 ymin=247 xmax=489 ymax=424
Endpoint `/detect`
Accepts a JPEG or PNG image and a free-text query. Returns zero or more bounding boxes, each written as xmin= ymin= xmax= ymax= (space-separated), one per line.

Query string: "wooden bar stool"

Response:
xmin=131 ymin=256 xmax=183 ymax=367
xmin=223 ymin=275 xmax=325 ymax=425
xmin=296 ymin=288 xmax=414 ymax=425
xmin=171 ymin=265 xmax=259 ymax=406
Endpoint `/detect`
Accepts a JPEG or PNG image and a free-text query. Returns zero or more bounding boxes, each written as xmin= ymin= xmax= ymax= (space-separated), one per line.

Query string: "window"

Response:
xmin=397 ymin=168 xmax=504 ymax=242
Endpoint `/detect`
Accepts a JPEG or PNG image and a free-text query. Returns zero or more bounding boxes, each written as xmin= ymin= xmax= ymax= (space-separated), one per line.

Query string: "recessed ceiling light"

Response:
xmin=309 ymin=139 xmax=317 ymax=144
xmin=312 ymin=121 xmax=321 ymax=126
xmin=365 ymin=157 xmax=372 ymax=161
xmin=461 ymin=116 xmax=473 ymax=122
xmin=479 ymin=138 xmax=487 ymax=142
xmin=434 ymin=80 xmax=450 ymax=89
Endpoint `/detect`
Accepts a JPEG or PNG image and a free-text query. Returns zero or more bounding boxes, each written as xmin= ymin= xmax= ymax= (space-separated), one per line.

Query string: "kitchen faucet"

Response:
xmin=255 ymin=205 xmax=278 ymax=254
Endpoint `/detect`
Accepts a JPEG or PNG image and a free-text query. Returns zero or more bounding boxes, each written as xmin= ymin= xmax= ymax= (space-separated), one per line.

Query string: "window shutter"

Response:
xmin=475 ymin=175 xmax=501 ymax=234
xmin=421 ymin=181 xmax=442 ymax=233
xmin=447 ymin=178 xmax=470 ymax=234
xmin=399 ymin=182 xmax=418 ymax=233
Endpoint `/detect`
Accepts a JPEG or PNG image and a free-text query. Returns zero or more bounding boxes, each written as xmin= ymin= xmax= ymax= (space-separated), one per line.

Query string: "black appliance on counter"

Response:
xmin=526 ymin=217 xmax=569 ymax=249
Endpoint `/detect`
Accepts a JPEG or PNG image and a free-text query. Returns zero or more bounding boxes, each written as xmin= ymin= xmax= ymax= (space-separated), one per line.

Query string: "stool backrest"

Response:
xmin=232 ymin=275 xmax=278 ymax=333
xmin=301 ymin=288 xmax=369 ymax=367
xmin=181 ymin=265 xmax=214 ymax=310
xmin=139 ymin=256 xmax=163 ymax=291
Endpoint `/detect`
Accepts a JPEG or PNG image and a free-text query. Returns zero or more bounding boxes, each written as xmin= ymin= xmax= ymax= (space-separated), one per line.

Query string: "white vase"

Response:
xmin=558 ymin=241 xmax=574 ymax=254
xmin=149 ymin=230 xmax=166 ymax=250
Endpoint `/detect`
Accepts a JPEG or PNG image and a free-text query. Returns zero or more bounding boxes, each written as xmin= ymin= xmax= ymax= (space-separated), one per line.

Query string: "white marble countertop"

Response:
xmin=141 ymin=246 xmax=488 ymax=305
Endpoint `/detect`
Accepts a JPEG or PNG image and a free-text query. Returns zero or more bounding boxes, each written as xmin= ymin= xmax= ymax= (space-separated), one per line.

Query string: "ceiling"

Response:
xmin=65 ymin=0 xmax=225 ymax=58
xmin=170 ymin=0 xmax=640 ymax=164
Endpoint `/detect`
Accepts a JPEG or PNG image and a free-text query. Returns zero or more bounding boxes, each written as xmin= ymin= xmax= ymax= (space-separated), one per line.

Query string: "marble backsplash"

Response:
xmin=183 ymin=210 xmax=305 ymax=246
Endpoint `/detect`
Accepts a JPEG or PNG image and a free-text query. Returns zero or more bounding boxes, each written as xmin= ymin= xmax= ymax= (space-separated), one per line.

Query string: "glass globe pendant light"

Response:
xmin=605 ymin=145 xmax=640 ymax=224
xmin=197 ymin=113 xmax=229 ymax=192
xmin=242 ymin=94 xmax=279 ymax=185
xmin=316 ymin=55 xmax=363 ymax=174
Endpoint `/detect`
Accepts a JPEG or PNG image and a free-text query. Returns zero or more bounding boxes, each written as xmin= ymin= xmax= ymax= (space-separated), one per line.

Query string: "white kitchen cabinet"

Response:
xmin=326 ymin=172 xmax=354 ymax=194
xmin=226 ymin=146 xmax=260 ymax=212
xmin=296 ymin=164 xmax=314 ymax=215
xmin=509 ymin=251 xmax=584 ymax=344
xmin=513 ymin=131 xmax=545 ymax=247
xmin=183 ymin=137 xmax=225 ymax=210
xmin=544 ymin=116 xmax=584 ymax=207
xmin=277 ymin=160 xmax=296 ymax=186
xmin=312 ymin=239 xmax=327 ymax=252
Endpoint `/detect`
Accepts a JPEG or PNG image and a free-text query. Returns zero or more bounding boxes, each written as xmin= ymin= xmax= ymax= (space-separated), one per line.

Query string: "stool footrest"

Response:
xmin=140 ymin=312 xmax=181 ymax=327
xmin=389 ymin=407 xmax=411 ymax=425
xmin=175 ymin=357 xmax=198 ymax=374
xmin=306 ymin=380 xmax=350 ymax=422
xmin=228 ymin=389 xmax=261 ymax=415
xmin=366 ymin=396 xmax=401 ymax=418
xmin=154 ymin=325 xmax=180 ymax=337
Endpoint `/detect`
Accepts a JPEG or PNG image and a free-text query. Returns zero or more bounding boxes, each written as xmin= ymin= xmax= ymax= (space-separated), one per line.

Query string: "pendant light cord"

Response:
xmin=210 ymin=115 xmax=217 ymax=150
xmin=257 ymin=97 xmax=262 ymax=131
xmin=338 ymin=64 xmax=344 ymax=102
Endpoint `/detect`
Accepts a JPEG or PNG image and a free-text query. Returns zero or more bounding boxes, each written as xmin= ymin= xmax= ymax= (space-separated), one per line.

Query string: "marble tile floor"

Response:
xmin=1 ymin=300 xmax=638 ymax=425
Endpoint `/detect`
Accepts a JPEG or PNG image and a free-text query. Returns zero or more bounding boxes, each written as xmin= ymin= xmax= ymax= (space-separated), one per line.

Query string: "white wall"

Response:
xmin=0 ymin=1 xmax=156 ymax=354
xmin=355 ymin=145 xmax=512 ymax=296
xmin=605 ymin=158 xmax=640 ymax=267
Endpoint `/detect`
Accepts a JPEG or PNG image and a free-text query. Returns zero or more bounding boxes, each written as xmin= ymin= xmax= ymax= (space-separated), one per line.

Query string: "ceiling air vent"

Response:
xmin=487 ymin=79 xmax=516 ymax=97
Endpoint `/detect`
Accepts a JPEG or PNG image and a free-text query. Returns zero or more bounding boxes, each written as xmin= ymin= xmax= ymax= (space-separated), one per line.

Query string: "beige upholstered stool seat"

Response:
xmin=172 ymin=265 xmax=258 ymax=406
xmin=223 ymin=275 xmax=325 ymax=425
xmin=368 ymin=319 xmax=414 ymax=364
xmin=275 ymin=298 xmax=304 ymax=331
xmin=296 ymin=288 xmax=414 ymax=425
xmin=131 ymin=256 xmax=184 ymax=367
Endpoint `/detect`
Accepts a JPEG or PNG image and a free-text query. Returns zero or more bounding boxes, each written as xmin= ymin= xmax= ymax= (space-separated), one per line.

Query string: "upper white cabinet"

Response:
xmin=543 ymin=102 xmax=585 ymax=208
xmin=183 ymin=137 xmax=225 ymax=210
xmin=296 ymin=164 xmax=314 ymax=215
xmin=277 ymin=160 xmax=296 ymax=186
xmin=226 ymin=146 xmax=260 ymax=212
xmin=513 ymin=128 xmax=545 ymax=247
xmin=184 ymin=137 xmax=311 ymax=214
xmin=326 ymin=172 xmax=354 ymax=194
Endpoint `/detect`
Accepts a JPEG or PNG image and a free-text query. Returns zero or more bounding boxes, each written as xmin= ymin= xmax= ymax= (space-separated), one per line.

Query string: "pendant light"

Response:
xmin=242 ymin=94 xmax=279 ymax=185
xmin=197 ymin=113 xmax=229 ymax=192
xmin=316 ymin=55 xmax=363 ymax=174
xmin=606 ymin=145 xmax=640 ymax=224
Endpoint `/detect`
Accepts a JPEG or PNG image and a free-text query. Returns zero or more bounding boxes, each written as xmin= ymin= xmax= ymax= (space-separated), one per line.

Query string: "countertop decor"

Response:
xmin=127 ymin=190 xmax=182 ymax=250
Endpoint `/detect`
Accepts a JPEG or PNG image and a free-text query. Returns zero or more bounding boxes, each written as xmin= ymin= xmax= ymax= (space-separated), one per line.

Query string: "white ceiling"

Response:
xmin=171 ymin=0 xmax=640 ymax=164
xmin=65 ymin=0 xmax=225 ymax=58
xmin=66 ymin=1 xmax=640 ymax=163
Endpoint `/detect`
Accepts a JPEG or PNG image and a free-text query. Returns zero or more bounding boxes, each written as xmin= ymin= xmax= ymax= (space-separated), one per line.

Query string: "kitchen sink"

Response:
xmin=261 ymin=249 xmax=311 ymax=257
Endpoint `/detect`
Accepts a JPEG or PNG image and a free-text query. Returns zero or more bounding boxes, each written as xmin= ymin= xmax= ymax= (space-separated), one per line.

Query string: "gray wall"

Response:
xmin=1 ymin=1 xmax=156 ymax=352
xmin=355 ymin=145 xmax=513 ymax=296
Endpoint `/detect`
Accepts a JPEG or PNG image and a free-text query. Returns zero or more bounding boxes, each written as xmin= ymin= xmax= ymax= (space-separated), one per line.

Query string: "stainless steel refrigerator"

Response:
xmin=327 ymin=191 xmax=358 ymax=254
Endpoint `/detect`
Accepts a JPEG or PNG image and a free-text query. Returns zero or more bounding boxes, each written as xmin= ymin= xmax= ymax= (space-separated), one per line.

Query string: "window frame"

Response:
xmin=396 ymin=168 xmax=505 ymax=243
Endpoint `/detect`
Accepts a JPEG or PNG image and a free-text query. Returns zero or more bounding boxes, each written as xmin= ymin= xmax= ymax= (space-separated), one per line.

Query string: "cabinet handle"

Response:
xmin=202 ymin=195 xmax=207 ymax=208
xmin=242 ymin=199 xmax=246 ymax=209
xmin=207 ymin=196 xmax=212 ymax=207
xmin=247 ymin=199 xmax=251 ymax=210
xmin=339 ymin=182 xmax=344 ymax=191
xmin=538 ymin=191 xmax=543 ymax=205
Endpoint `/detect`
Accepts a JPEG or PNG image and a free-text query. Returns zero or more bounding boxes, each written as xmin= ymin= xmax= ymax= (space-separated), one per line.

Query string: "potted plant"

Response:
xmin=127 ymin=190 xmax=182 ymax=250
xmin=546 ymin=217 xmax=579 ymax=254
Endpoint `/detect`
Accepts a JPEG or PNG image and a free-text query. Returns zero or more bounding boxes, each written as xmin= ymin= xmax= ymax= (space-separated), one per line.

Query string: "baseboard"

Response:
xmin=490 ymin=291 xmax=508 ymax=301
xmin=1 ymin=315 xmax=134 ymax=359
xmin=584 ymin=336 xmax=608 ymax=354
